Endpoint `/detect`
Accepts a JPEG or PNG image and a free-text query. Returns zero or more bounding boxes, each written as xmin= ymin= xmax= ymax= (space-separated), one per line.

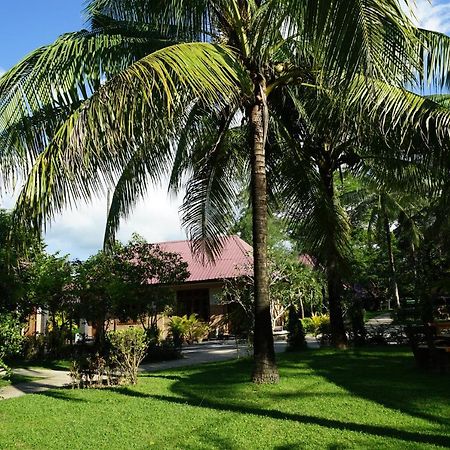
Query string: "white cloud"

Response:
xmin=408 ymin=0 xmax=450 ymax=34
xmin=46 ymin=186 xmax=185 ymax=260
xmin=1 ymin=184 xmax=185 ymax=261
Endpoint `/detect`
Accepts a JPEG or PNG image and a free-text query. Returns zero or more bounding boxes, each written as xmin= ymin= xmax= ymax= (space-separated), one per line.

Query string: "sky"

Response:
xmin=1 ymin=0 xmax=450 ymax=259
xmin=0 ymin=1 xmax=184 ymax=259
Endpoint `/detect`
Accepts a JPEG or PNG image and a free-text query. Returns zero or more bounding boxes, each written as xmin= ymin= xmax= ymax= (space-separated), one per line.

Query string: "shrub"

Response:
xmin=0 ymin=313 xmax=23 ymax=375
xmin=168 ymin=314 xmax=209 ymax=349
xmin=22 ymin=334 xmax=46 ymax=360
xmin=301 ymin=314 xmax=331 ymax=338
xmin=168 ymin=316 xmax=189 ymax=351
xmin=69 ymin=353 xmax=111 ymax=388
xmin=287 ymin=305 xmax=307 ymax=351
xmin=301 ymin=317 xmax=314 ymax=334
xmin=108 ymin=327 xmax=148 ymax=385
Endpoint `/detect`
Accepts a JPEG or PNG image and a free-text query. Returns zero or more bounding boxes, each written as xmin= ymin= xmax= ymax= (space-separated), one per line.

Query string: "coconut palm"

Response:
xmin=269 ymin=70 xmax=450 ymax=346
xmin=343 ymin=178 xmax=426 ymax=309
xmin=2 ymin=1 xmax=450 ymax=380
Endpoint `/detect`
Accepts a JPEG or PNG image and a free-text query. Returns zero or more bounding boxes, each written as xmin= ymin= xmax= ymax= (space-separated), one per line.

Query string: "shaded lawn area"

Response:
xmin=7 ymin=358 xmax=71 ymax=371
xmin=0 ymin=347 xmax=449 ymax=449
xmin=0 ymin=374 xmax=40 ymax=390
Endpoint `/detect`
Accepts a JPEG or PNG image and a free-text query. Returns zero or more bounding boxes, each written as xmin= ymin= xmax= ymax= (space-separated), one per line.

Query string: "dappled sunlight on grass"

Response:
xmin=0 ymin=348 xmax=449 ymax=449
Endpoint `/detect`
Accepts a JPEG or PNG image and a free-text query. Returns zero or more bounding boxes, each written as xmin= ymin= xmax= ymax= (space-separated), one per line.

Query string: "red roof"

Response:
xmin=155 ymin=235 xmax=253 ymax=283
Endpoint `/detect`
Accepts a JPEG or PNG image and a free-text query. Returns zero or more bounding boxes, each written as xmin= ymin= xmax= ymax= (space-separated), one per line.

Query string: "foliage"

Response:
xmin=21 ymin=334 xmax=46 ymax=361
xmin=168 ymin=314 xmax=209 ymax=350
xmin=0 ymin=209 xmax=43 ymax=318
xmin=69 ymin=353 xmax=111 ymax=389
xmin=26 ymin=252 xmax=76 ymax=355
xmin=109 ymin=234 xmax=189 ymax=329
xmin=0 ymin=313 xmax=23 ymax=373
xmin=108 ymin=327 xmax=148 ymax=385
xmin=75 ymin=236 xmax=189 ymax=348
xmin=286 ymin=304 xmax=307 ymax=351
xmin=302 ymin=314 xmax=331 ymax=339
xmin=220 ymin=250 xmax=324 ymax=333
xmin=70 ymin=327 xmax=149 ymax=387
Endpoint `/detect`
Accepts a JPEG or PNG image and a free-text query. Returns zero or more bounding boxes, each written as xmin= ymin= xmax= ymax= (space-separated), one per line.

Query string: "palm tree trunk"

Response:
xmin=327 ymin=257 xmax=348 ymax=348
xmin=383 ymin=214 xmax=400 ymax=309
xmin=249 ymin=79 xmax=279 ymax=384
xmin=319 ymin=155 xmax=347 ymax=348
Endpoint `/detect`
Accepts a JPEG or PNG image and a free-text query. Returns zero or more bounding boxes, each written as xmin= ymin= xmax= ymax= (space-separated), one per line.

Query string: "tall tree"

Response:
xmin=2 ymin=1 xmax=450 ymax=380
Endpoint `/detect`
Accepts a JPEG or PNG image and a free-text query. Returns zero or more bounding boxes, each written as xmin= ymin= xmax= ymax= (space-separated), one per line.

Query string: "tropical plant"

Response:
xmin=168 ymin=314 xmax=209 ymax=349
xmin=108 ymin=327 xmax=148 ymax=385
xmin=0 ymin=312 xmax=23 ymax=374
xmin=341 ymin=175 xmax=425 ymax=309
xmin=3 ymin=1 xmax=450 ymax=381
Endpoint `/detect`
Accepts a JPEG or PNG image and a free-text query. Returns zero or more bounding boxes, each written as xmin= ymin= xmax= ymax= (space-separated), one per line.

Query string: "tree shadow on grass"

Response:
xmin=103 ymin=386 xmax=152 ymax=399
xmin=105 ymin=355 xmax=450 ymax=448
xmin=301 ymin=347 xmax=450 ymax=427
xmin=141 ymin=374 xmax=186 ymax=382
xmin=123 ymin=392 xmax=449 ymax=447
xmin=38 ymin=389 xmax=86 ymax=402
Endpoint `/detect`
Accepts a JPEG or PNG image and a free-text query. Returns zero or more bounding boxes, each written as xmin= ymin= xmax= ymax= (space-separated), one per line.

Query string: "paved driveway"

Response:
xmin=140 ymin=340 xmax=287 ymax=372
xmin=0 ymin=340 xmax=288 ymax=400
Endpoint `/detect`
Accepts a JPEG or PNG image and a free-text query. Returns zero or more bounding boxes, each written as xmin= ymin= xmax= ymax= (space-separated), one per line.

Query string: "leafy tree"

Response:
xmin=342 ymin=175 xmax=425 ymax=309
xmin=3 ymin=1 xmax=450 ymax=380
xmin=75 ymin=251 xmax=116 ymax=348
xmin=0 ymin=313 xmax=23 ymax=374
xmin=0 ymin=209 xmax=43 ymax=317
xmin=27 ymin=252 xmax=76 ymax=354
xmin=76 ymin=236 xmax=189 ymax=348
xmin=110 ymin=235 xmax=189 ymax=331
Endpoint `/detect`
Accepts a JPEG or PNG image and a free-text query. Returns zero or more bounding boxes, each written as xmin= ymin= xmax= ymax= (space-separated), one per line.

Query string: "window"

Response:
xmin=176 ymin=289 xmax=210 ymax=322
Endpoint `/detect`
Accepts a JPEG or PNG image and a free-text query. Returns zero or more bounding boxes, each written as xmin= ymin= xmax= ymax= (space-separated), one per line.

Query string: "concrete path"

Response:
xmin=0 ymin=340 xmax=290 ymax=400
xmin=366 ymin=312 xmax=394 ymax=327
xmin=141 ymin=340 xmax=287 ymax=372
xmin=0 ymin=367 xmax=71 ymax=400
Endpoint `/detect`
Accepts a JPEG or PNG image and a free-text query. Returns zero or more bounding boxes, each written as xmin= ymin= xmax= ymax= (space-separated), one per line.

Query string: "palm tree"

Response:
xmin=343 ymin=181 xmax=424 ymax=309
xmin=1 ymin=1 xmax=450 ymax=380
xmin=270 ymin=73 xmax=450 ymax=346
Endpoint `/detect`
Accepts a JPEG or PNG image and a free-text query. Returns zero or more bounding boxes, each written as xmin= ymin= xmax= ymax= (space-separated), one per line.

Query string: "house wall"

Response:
xmin=83 ymin=280 xmax=230 ymax=340
xmin=24 ymin=309 xmax=48 ymax=336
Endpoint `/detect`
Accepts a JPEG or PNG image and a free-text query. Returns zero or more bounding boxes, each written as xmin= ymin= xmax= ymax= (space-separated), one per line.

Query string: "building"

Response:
xmin=158 ymin=235 xmax=252 ymax=335
xmin=26 ymin=235 xmax=253 ymax=340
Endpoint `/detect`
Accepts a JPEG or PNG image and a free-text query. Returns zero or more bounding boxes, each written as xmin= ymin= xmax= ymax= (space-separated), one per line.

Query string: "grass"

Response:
xmin=0 ymin=374 xmax=40 ymax=389
xmin=8 ymin=358 xmax=71 ymax=371
xmin=0 ymin=347 xmax=449 ymax=449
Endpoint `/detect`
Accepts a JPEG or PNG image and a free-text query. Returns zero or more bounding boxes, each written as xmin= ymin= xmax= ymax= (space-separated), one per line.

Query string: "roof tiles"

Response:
xmin=155 ymin=235 xmax=253 ymax=283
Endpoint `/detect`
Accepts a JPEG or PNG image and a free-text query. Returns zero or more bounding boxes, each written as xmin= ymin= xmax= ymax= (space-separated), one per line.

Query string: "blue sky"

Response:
xmin=1 ymin=1 xmax=450 ymax=259
xmin=0 ymin=1 xmax=84 ymax=72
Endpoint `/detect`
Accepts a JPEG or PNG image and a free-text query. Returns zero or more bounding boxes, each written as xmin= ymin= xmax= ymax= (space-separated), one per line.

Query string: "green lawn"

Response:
xmin=0 ymin=374 xmax=40 ymax=389
xmin=8 ymin=358 xmax=71 ymax=371
xmin=1 ymin=347 xmax=449 ymax=449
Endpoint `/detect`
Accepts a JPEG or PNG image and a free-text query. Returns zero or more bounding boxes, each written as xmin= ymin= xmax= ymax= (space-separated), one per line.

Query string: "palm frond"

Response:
xmin=12 ymin=42 xmax=249 ymax=235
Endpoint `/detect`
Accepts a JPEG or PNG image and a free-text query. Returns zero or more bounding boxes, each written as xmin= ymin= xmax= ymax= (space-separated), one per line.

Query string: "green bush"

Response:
xmin=301 ymin=314 xmax=330 ymax=337
xmin=22 ymin=334 xmax=46 ymax=360
xmin=168 ymin=314 xmax=209 ymax=349
xmin=108 ymin=327 xmax=148 ymax=385
xmin=287 ymin=305 xmax=307 ymax=351
xmin=0 ymin=313 xmax=23 ymax=375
